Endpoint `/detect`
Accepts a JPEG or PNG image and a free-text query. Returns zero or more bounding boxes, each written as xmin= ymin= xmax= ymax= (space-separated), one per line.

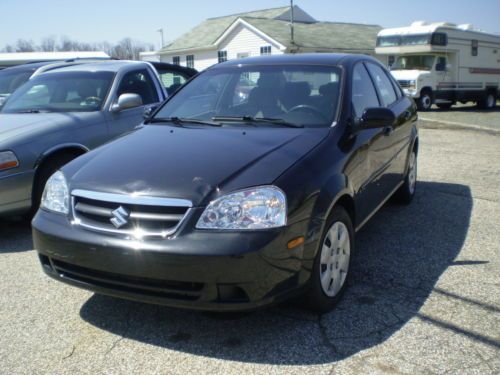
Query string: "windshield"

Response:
xmin=392 ymin=55 xmax=435 ymax=71
xmin=153 ymin=65 xmax=342 ymax=127
xmin=1 ymin=71 xmax=114 ymax=113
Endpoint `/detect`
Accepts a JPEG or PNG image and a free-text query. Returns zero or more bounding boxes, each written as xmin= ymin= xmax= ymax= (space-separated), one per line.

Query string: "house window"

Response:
xmin=471 ymin=40 xmax=478 ymax=56
xmin=218 ymin=50 xmax=227 ymax=63
xmin=172 ymin=56 xmax=180 ymax=65
xmin=260 ymin=46 xmax=271 ymax=55
xmin=186 ymin=55 xmax=194 ymax=68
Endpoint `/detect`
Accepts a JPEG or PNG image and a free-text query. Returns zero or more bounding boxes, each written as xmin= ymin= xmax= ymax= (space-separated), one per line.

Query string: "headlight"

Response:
xmin=196 ymin=186 xmax=287 ymax=230
xmin=409 ymin=80 xmax=416 ymax=88
xmin=0 ymin=151 xmax=19 ymax=171
xmin=41 ymin=171 xmax=69 ymax=214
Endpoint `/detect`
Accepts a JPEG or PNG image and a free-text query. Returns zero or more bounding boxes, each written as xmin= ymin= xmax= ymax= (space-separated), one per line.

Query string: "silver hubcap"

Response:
xmin=319 ymin=221 xmax=350 ymax=297
xmin=487 ymin=94 xmax=495 ymax=108
xmin=422 ymin=95 xmax=431 ymax=109
xmin=408 ymin=151 xmax=417 ymax=194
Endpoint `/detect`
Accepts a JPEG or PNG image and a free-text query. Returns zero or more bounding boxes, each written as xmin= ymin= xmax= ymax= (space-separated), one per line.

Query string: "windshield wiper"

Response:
xmin=148 ymin=116 xmax=221 ymax=127
xmin=16 ymin=109 xmax=52 ymax=114
xmin=211 ymin=115 xmax=303 ymax=128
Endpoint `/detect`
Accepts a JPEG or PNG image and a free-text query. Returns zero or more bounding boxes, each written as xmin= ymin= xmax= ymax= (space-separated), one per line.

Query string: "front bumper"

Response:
xmin=402 ymin=88 xmax=419 ymax=98
xmin=0 ymin=170 xmax=34 ymax=216
xmin=32 ymin=209 xmax=317 ymax=311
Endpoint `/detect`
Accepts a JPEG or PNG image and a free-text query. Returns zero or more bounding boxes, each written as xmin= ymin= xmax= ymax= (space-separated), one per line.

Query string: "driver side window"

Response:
xmin=352 ymin=63 xmax=380 ymax=118
xmin=117 ymin=70 xmax=159 ymax=105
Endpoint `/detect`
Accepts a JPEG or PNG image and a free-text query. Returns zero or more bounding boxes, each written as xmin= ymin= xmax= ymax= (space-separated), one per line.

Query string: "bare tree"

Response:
xmin=1 ymin=36 xmax=155 ymax=60
xmin=15 ymin=39 xmax=36 ymax=52
xmin=40 ymin=37 xmax=57 ymax=52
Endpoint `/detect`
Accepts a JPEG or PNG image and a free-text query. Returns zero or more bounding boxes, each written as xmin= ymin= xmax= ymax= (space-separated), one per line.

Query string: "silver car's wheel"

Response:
xmin=319 ymin=221 xmax=351 ymax=297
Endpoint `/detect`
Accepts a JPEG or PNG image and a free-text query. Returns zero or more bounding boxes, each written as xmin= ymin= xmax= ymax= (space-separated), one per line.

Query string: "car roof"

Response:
xmin=0 ymin=61 xmax=55 ymax=74
xmin=211 ymin=53 xmax=378 ymax=69
xmin=41 ymin=60 xmax=150 ymax=74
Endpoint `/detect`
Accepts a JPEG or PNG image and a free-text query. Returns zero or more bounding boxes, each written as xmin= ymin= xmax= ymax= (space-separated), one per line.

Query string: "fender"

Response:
xmin=34 ymin=143 xmax=89 ymax=169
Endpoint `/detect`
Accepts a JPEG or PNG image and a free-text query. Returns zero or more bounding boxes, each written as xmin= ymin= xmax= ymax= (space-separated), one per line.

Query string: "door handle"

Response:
xmin=403 ymin=110 xmax=411 ymax=121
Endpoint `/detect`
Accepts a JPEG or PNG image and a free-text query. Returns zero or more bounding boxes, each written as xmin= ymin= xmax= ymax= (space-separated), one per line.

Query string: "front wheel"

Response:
xmin=478 ymin=92 xmax=496 ymax=110
xmin=396 ymin=148 xmax=417 ymax=204
xmin=305 ymin=207 xmax=354 ymax=313
xmin=417 ymin=91 xmax=433 ymax=111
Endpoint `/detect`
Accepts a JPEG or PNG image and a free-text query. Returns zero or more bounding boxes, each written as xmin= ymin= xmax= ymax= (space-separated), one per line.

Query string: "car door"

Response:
xmin=349 ymin=62 xmax=388 ymax=224
xmin=107 ymin=68 xmax=161 ymax=138
xmin=365 ymin=62 xmax=414 ymax=192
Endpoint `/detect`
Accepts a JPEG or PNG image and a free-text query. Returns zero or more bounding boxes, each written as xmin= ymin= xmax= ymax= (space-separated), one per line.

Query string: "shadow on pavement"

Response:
xmin=0 ymin=217 xmax=33 ymax=253
xmin=80 ymin=181 xmax=472 ymax=364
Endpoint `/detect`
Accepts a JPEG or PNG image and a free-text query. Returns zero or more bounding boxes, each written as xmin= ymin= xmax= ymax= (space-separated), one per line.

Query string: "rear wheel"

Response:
xmin=305 ymin=207 xmax=353 ymax=313
xmin=417 ymin=90 xmax=433 ymax=111
xmin=478 ymin=92 xmax=496 ymax=110
xmin=396 ymin=148 xmax=417 ymax=204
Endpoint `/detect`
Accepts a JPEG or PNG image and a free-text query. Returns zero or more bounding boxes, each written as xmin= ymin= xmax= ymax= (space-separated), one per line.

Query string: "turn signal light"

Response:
xmin=0 ymin=151 xmax=19 ymax=171
xmin=287 ymin=236 xmax=305 ymax=249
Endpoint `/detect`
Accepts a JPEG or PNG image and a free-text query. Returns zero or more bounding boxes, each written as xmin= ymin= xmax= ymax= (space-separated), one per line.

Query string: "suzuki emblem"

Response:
xmin=110 ymin=206 xmax=130 ymax=228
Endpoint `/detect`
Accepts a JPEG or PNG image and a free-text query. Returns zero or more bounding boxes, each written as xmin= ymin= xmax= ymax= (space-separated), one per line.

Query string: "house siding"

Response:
xmin=160 ymin=50 xmax=218 ymax=71
xmin=218 ymin=23 xmax=283 ymax=60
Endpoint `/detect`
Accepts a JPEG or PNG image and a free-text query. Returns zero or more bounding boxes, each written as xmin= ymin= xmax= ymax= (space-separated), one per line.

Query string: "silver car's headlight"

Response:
xmin=41 ymin=171 xmax=69 ymax=214
xmin=0 ymin=151 xmax=19 ymax=171
xmin=196 ymin=186 xmax=287 ymax=230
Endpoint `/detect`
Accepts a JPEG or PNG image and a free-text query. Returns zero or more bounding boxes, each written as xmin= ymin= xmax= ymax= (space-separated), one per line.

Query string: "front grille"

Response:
xmin=50 ymin=258 xmax=203 ymax=301
xmin=398 ymin=80 xmax=412 ymax=88
xmin=71 ymin=189 xmax=192 ymax=238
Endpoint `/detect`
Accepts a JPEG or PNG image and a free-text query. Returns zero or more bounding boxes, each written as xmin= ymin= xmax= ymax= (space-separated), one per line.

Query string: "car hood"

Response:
xmin=64 ymin=125 xmax=329 ymax=206
xmin=390 ymin=70 xmax=430 ymax=81
xmin=0 ymin=112 xmax=95 ymax=146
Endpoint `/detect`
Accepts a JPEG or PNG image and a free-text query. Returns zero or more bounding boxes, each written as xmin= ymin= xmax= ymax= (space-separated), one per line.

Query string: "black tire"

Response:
xmin=436 ymin=103 xmax=452 ymax=110
xmin=417 ymin=90 xmax=433 ymax=111
xmin=395 ymin=148 xmax=417 ymax=204
xmin=305 ymin=206 xmax=354 ymax=313
xmin=31 ymin=153 xmax=78 ymax=216
xmin=478 ymin=92 xmax=496 ymax=110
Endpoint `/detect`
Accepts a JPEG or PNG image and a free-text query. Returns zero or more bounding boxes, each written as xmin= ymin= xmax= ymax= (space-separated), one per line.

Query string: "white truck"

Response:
xmin=375 ymin=21 xmax=500 ymax=110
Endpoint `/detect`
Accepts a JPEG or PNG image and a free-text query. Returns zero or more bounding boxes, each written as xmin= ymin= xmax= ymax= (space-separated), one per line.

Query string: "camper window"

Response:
xmin=471 ymin=40 xmax=478 ymax=56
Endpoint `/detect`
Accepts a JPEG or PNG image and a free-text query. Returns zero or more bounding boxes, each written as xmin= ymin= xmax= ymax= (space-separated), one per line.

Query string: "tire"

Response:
xmin=305 ymin=206 xmax=354 ymax=313
xmin=395 ymin=148 xmax=417 ymax=204
xmin=417 ymin=91 xmax=433 ymax=111
xmin=31 ymin=153 xmax=78 ymax=216
xmin=478 ymin=92 xmax=496 ymax=110
xmin=436 ymin=103 xmax=452 ymax=110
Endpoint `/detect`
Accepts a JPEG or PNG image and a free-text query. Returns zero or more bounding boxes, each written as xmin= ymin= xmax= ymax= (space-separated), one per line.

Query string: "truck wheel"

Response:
xmin=417 ymin=91 xmax=433 ymax=111
xmin=478 ymin=92 xmax=496 ymax=110
xmin=31 ymin=153 xmax=78 ymax=216
xmin=305 ymin=206 xmax=354 ymax=313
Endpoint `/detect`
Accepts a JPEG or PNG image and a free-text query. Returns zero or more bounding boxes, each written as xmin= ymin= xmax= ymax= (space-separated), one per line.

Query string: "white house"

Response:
xmin=141 ymin=6 xmax=385 ymax=70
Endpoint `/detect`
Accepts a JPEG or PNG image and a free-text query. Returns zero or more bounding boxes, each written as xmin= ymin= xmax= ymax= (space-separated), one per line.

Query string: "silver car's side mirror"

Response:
xmin=111 ymin=93 xmax=143 ymax=112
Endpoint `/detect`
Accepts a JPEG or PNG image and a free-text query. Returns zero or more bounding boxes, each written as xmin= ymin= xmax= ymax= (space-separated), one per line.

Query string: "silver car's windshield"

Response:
xmin=153 ymin=65 xmax=342 ymax=128
xmin=1 ymin=71 xmax=114 ymax=113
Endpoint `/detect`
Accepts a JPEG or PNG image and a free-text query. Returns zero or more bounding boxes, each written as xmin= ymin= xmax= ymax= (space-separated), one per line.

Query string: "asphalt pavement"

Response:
xmin=0 ymin=125 xmax=498 ymax=375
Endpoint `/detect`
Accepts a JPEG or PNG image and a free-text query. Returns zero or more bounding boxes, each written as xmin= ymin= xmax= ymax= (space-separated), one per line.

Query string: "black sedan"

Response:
xmin=33 ymin=53 xmax=418 ymax=313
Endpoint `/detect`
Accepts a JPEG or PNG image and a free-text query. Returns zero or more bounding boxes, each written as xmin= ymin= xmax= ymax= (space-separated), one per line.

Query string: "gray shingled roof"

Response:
xmin=242 ymin=17 xmax=381 ymax=51
xmin=159 ymin=7 xmax=291 ymax=53
xmin=159 ymin=7 xmax=380 ymax=53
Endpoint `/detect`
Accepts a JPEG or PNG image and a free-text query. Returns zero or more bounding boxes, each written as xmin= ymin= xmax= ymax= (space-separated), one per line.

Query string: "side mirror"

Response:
xmin=446 ymin=63 xmax=452 ymax=70
xmin=111 ymin=93 xmax=143 ymax=113
xmin=359 ymin=107 xmax=396 ymax=129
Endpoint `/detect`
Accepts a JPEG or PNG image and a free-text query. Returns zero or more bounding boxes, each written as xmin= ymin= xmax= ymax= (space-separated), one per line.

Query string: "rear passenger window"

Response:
xmin=117 ymin=70 xmax=159 ymax=105
xmin=352 ymin=63 xmax=380 ymax=117
xmin=366 ymin=63 xmax=398 ymax=106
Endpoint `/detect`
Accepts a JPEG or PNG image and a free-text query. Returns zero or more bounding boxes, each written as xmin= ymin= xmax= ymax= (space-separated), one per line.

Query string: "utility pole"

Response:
xmin=157 ymin=28 xmax=164 ymax=49
xmin=290 ymin=0 xmax=295 ymax=47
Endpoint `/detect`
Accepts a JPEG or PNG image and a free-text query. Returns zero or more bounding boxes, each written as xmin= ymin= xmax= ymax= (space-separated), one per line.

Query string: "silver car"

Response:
xmin=0 ymin=60 xmax=174 ymax=217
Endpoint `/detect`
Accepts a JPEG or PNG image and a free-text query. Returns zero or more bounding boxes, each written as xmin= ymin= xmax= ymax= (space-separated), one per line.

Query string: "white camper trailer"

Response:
xmin=376 ymin=21 xmax=500 ymax=110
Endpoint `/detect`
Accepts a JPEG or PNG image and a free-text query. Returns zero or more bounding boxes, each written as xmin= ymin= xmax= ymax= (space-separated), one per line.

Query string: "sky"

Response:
xmin=1 ymin=0 xmax=499 ymax=49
